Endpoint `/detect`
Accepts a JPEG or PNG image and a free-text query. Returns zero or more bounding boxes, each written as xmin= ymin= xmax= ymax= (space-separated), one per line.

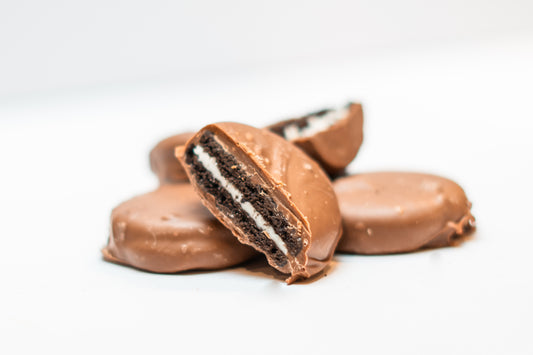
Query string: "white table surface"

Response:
xmin=1 ymin=34 xmax=532 ymax=354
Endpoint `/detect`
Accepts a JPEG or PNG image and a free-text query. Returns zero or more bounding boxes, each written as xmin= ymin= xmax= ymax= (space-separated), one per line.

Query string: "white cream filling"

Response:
xmin=193 ymin=145 xmax=289 ymax=255
xmin=283 ymin=106 xmax=350 ymax=141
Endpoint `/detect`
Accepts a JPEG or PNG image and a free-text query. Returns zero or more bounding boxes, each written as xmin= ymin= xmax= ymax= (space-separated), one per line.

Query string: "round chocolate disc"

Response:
xmin=103 ymin=184 xmax=257 ymax=273
xmin=333 ymin=172 xmax=475 ymax=254
xmin=149 ymin=132 xmax=194 ymax=184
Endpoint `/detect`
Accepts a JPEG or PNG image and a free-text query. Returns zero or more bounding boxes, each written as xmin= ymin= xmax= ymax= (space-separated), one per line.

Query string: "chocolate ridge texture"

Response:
xmin=333 ymin=172 xmax=475 ymax=254
xmin=176 ymin=122 xmax=343 ymax=283
xmin=103 ymin=183 xmax=258 ymax=273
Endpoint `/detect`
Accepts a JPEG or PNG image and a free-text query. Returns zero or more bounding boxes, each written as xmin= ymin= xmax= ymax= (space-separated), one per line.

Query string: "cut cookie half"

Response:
xmin=268 ymin=102 xmax=363 ymax=175
xmin=176 ymin=122 xmax=342 ymax=283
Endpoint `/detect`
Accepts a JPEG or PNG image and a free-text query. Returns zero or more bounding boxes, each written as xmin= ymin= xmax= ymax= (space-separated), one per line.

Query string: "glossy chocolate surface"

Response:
xmin=149 ymin=132 xmax=194 ymax=184
xmin=103 ymin=183 xmax=257 ymax=272
xmin=334 ymin=172 xmax=475 ymax=254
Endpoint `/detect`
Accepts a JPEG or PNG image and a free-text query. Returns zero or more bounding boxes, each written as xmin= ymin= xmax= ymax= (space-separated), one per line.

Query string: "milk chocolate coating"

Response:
xmin=176 ymin=122 xmax=342 ymax=283
xmin=333 ymin=172 xmax=476 ymax=254
xmin=102 ymin=184 xmax=257 ymax=273
xmin=268 ymin=103 xmax=363 ymax=175
xmin=149 ymin=132 xmax=194 ymax=184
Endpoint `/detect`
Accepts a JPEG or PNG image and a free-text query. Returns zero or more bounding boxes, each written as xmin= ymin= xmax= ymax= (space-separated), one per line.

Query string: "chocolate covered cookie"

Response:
xmin=333 ymin=172 xmax=475 ymax=254
xmin=176 ymin=122 xmax=342 ymax=283
xmin=268 ymin=102 xmax=363 ymax=175
xmin=149 ymin=132 xmax=194 ymax=184
xmin=103 ymin=184 xmax=257 ymax=273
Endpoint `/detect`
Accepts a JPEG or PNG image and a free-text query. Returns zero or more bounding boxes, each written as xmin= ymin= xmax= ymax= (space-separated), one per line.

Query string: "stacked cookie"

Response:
xmin=103 ymin=103 xmax=475 ymax=284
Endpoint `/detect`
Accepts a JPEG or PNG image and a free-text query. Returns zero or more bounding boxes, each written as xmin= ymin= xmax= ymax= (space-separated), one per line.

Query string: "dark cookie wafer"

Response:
xmin=176 ymin=122 xmax=342 ymax=283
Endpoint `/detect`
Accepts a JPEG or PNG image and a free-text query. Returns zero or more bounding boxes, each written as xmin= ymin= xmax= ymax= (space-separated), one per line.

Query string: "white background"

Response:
xmin=2 ymin=0 xmax=533 ymax=96
xmin=1 ymin=1 xmax=532 ymax=354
